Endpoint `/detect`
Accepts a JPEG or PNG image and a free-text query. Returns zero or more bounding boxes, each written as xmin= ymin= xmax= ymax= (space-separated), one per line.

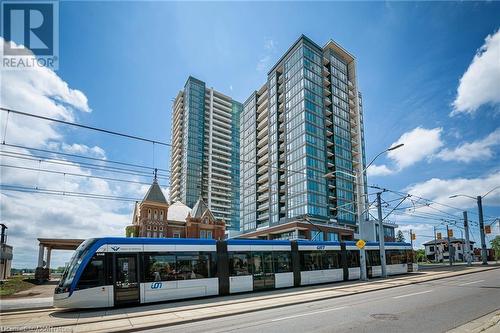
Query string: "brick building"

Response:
xmin=126 ymin=177 xmax=225 ymax=239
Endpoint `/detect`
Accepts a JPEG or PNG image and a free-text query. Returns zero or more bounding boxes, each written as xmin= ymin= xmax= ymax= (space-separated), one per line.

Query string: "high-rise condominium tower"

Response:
xmin=240 ymin=35 xmax=367 ymax=240
xmin=170 ymin=77 xmax=242 ymax=231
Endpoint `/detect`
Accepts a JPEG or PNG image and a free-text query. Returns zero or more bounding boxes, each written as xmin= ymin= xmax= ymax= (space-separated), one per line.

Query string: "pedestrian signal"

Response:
xmin=485 ymin=225 xmax=491 ymax=234
xmin=437 ymin=232 xmax=442 ymax=240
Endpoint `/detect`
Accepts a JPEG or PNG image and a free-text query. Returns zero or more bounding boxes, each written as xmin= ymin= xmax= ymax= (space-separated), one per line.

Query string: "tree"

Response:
xmin=490 ymin=235 xmax=500 ymax=261
xmin=396 ymin=230 xmax=406 ymax=243
xmin=415 ymin=249 xmax=426 ymax=263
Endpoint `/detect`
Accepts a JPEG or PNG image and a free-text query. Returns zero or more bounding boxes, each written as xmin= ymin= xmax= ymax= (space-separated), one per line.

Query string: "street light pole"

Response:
xmin=446 ymin=224 xmax=452 ymax=266
xmin=477 ymin=196 xmax=488 ymax=265
xmin=377 ymin=192 xmax=387 ymax=277
xmin=463 ymin=211 xmax=472 ymax=266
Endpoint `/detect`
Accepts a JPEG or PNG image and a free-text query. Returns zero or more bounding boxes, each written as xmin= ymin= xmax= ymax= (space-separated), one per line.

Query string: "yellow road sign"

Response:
xmin=356 ymin=239 xmax=366 ymax=249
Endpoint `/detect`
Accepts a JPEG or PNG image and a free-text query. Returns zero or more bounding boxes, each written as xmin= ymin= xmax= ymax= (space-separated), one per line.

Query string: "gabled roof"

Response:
xmin=191 ymin=197 xmax=215 ymax=220
xmin=142 ymin=179 xmax=167 ymax=204
xmin=167 ymin=201 xmax=192 ymax=222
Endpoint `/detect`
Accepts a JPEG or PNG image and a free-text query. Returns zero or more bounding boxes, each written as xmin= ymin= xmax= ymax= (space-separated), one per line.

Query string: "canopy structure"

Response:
xmin=35 ymin=238 xmax=84 ymax=281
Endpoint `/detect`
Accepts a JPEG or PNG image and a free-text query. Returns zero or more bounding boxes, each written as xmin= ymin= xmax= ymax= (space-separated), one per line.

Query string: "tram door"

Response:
xmin=114 ymin=254 xmax=140 ymax=305
xmin=252 ymin=252 xmax=275 ymax=290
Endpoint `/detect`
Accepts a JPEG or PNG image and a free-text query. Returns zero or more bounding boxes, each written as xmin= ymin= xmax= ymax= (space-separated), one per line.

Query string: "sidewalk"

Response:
xmin=0 ymin=265 xmax=498 ymax=333
xmin=447 ymin=310 xmax=500 ymax=333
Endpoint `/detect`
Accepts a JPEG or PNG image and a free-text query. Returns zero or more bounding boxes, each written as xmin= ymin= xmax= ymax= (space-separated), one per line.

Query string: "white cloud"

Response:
xmin=451 ymin=29 xmax=500 ymax=116
xmin=387 ymin=127 xmax=444 ymax=170
xmin=436 ymin=128 xmax=500 ymax=163
xmin=367 ymin=164 xmax=394 ymax=177
xmin=405 ymin=171 xmax=500 ymax=210
xmin=256 ymin=38 xmax=276 ymax=72
xmin=0 ymin=38 xmax=155 ymax=268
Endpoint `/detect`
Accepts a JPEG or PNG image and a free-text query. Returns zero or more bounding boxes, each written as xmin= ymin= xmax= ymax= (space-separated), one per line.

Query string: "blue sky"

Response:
xmin=1 ymin=1 xmax=500 ymax=267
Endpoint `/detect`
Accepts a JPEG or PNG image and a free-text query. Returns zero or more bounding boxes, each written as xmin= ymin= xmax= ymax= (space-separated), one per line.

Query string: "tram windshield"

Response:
xmin=57 ymin=238 xmax=98 ymax=291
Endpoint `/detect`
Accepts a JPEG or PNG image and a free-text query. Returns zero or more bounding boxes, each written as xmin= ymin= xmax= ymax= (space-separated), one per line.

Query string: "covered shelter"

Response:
xmin=35 ymin=238 xmax=84 ymax=281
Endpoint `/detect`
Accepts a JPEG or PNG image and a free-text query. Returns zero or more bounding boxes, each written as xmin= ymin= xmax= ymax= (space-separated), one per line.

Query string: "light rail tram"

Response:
xmin=54 ymin=237 xmax=414 ymax=308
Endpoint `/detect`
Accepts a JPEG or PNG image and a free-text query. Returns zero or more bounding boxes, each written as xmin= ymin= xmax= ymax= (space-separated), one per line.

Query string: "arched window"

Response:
xmin=160 ymin=210 xmax=164 ymax=221
xmin=148 ymin=209 xmax=151 ymax=218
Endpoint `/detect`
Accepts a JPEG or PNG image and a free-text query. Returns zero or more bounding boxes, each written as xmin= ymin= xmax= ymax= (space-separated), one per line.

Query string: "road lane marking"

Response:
xmin=458 ymin=280 xmax=484 ymax=286
xmin=392 ymin=290 xmax=433 ymax=299
xmin=271 ymin=306 xmax=347 ymax=322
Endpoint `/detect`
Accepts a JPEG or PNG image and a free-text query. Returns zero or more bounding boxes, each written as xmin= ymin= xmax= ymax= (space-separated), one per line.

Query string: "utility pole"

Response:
xmin=356 ymin=172 xmax=367 ymax=281
xmin=477 ymin=196 xmax=488 ymax=265
xmin=377 ymin=192 xmax=387 ymax=277
xmin=446 ymin=224 xmax=452 ymax=266
xmin=463 ymin=211 xmax=472 ymax=266
xmin=409 ymin=229 xmax=414 ymax=266
xmin=433 ymin=226 xmax=437 ymax=263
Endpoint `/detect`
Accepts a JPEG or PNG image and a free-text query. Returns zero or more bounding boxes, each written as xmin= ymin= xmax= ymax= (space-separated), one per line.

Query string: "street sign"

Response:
xmin=448 ymin=229 xmax=454 ymax=237
xmin=437 ymin=232 xmax=442 ymax=240
xmin=485 ymin=225 xmax=491 ymax=234
xmin=356 ymin=239 xmax=366 ymax=249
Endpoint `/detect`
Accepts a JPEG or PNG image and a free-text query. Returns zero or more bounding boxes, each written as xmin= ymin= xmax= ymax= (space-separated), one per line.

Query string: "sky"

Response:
xmin=1 ymin=1 xmax=500 ymax=268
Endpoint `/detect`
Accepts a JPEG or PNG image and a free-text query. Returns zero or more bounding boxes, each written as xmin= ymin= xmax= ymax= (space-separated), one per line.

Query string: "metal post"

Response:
xmin=463 ymin=211 xmax=472 ymax=266
xmin=433 ymin=226 xmax=437 ymax=263
xmin=446 ymin=224 xmax=452 ymax=266
xmin=477 ymin=196 xmax=488 ymax=265
xmin=356 ymin=172 xmax=367 ymax=281
xmin=377 ymin=192 xmax=387 ymax=277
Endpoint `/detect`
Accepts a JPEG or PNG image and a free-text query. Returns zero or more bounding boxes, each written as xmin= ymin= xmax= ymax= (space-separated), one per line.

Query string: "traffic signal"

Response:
xmin=485 ymin=225 xmax=491 ymax=234
xmin=437 ymin=232 xmax=442 ymax=240
xmin=448 ymin=229 xmax=454 ymax=237
xmin=411 ymin=233 xmax=416 ymax=240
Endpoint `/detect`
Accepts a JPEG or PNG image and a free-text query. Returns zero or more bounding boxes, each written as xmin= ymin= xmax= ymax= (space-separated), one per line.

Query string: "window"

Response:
xmin=206 ymin=230 xmax=212 ymax=239
xmin=159 ymin=227 xmax=163 ymax=231
xmin=429 ymin=246 xmax=435 ymax=252
xmin=148 ymin=209 xmax=151 ymax=218
xmin=154 ymin=210 xmax=158 ymax=219
xmin=347 ymin=251 xmax=360 ymax=268
xmin=160 ymin=210 xmax=164 ymax=221
xmin=366 ymin=250 xmax=381 ymax=266
xmin=311 ymin=230 xmax=324 ymax=241
xmin=300 ymin=251 xmax=340 ymax=270
xmin=273 ymin=252 xmax=292 ymax=273
xmin=173 ymin=232 xmax=180 ymax=238
xmin=77 ymin=254 xmax=106 ymax=289
xmin=144 ymin=253 xmax=214 ymax=282
xmin=229 ymin=252 xmax=251 ymax=276
xmin=200 ymin=230 xmax=207 ymax=239
xmin=327 ymin=232 xmax=339 ymax=241
xmin=147 ymin=231 xmax=151 ymax=237
xmin=153 ymin=226 xmax=157 ymax=231
xmin=385 ymin=250 xmax=408 ymax=265
xmin=147 ymin=225 xmax=151 ymax=230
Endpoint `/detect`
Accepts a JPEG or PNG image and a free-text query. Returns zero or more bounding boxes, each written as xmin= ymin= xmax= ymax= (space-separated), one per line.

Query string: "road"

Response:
xmin=145 ymin=269 xmax=500 ymax=333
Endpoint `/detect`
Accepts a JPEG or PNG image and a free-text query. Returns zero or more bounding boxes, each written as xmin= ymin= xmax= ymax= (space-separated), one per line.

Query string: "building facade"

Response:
xmin=170 ymin=77 xmax=242 ymax=231
xmin=240 ymin=35 xmax=367 ymax=240
xmin=423 ymin=238 xmax=475 ymax=262
xmin=127 ymin=178 xmax=225 ymax=240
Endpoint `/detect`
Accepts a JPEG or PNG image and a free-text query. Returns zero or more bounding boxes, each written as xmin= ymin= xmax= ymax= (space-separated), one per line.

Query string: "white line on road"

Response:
xmin=458 ymin=280 xmax=484 ymax=286
xmin=393 ymin=290 xmax=434 ymax=299
xmin=271 ymin=306 xmax=347 ymax=322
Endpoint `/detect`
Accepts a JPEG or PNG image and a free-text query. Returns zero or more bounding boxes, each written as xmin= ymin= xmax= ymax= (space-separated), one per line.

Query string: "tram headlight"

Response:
xmin=54 ymin=286 xmax=69 ymax=294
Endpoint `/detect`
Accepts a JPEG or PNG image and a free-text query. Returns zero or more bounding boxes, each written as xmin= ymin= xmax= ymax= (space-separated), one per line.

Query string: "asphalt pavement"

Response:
xmin=145 ymin=269 xmax=500 ymax=333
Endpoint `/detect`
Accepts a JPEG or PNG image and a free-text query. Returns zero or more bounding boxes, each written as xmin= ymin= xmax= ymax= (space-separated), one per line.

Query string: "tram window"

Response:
xmin=386 ymin=250 xmax=408 ymax=264
xmin=273 ymin=252 xmax=292 ymax=273
xmin=323 ymin=251 xmax=340 ymax=269
xmin=177 ymin=254 xmax=211 ymax=280
xmin=367 ymin=250 xmax=381 ymax=266
xmin=300 ymin=251 xmax=322 ymax=271
xmin=77 ymin=255 xmax=105 ymax=289
xmin=144 ymin=253 xmax=213 ymax=281
xmin=145 ymin=254 xmax=176 ymax=282
xmin=347 ymin=251 xmax=360 ymax=268
xmin=229 ymin=252 xmax=251 ymax=276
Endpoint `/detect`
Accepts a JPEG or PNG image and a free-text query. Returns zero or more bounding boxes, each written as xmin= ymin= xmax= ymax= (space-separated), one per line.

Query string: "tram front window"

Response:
xmin=55 ymin=238 xmax=97 ymax=294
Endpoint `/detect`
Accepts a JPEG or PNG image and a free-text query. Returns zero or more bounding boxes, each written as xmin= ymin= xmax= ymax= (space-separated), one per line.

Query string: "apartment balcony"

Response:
xmin=257 ymin=164 xmax=268 ymax=175
xmin=325 ymin=108 xmax=332 ymax=117
xmin=257 ymin=118 xmax=267 ymax=132
xmin=323 ymin=66 xmax=330 ymax=76
xmin=324 ymin=76 xmax=331 ymax=87
xmin=257 ymin=192 xmax=269 ymax=202
xmin=257 ymin=144 xmax=269 ymax=157
xmin=257 ymin=107 xmax=268 ymax=123
xmin=257 ymin=153 xmax=268 ymax=165
xmin=325 ymin=118 xmax=332 ymax=126
xmin=324 ymin=87 xmax=331 ymax=96
xmin=257 ymin=136 xmax=268 ymax=149
xmin=257 ymin=128 xmax=268 ymax=140
xmin=324 ymin=98 xmax=332 ymax=106
xmin=326 ymin=129 xmax=333 ymax=137
xmin=257 ymin=202 xmax=269 ymax=212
